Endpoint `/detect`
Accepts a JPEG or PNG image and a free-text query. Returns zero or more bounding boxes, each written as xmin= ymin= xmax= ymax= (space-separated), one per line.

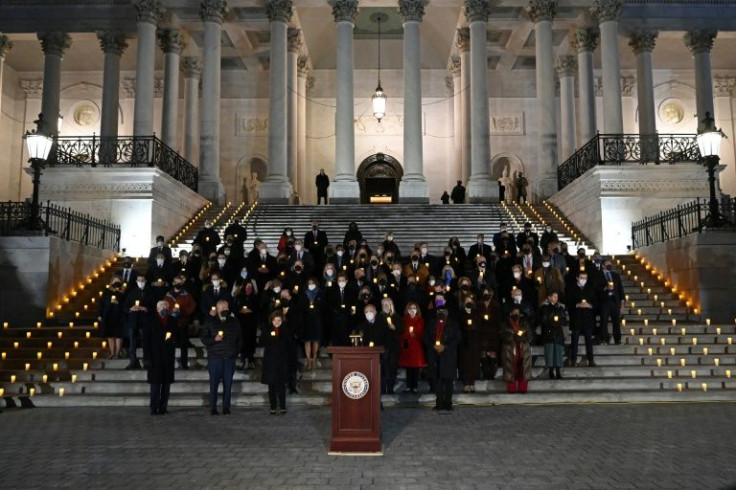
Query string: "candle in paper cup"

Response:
xmin=702 ymin=383 xmax=708 ymax=392
xmin=644 ymin=319 xmax=649 ymax=327
xmin=681 ymin=327 xmax=686 ymax=336
xmin=57 ymin=332 xmax=63 ymax=339
xmin=59 ymin=388 xmax=65 ymax=397
xmin=676 ymin=383 xmax=683 ymax=392
xmin=36 ymin=352 xmax=42 ymax=360
xmin=83 ymin=363 xmax=88 ymax=371
xmin=135 ymin=300 xmax=140 ymax=307
xmin=630 ymin=328 xmax=635 ymax=336
xmin=165 ymin=332 xmax=171 ymax=341
xmin=670 ymin=347 xmax=676 ymax=355
xmin=622 ymin=319 xmax=627 ymax=327
xmin=652 ymin=328 xmax=657 ymax=336
xmin=25 ymin=363 xmax=30 ymax=371
xmin=690 ymin=370 xmax=697 ymax=379
xmin=692 ymin=338 xmax=698 ymax=346
xmin=554 ymin=315 xmax=559 ymax=322
xmin=85 ymin=332 xmax=90 ymax=339
xmin=369 ymin=341 xmax=374 ymax=347
xmin=435 ymin=340 xmax=441 ymax=346
xmin=647 ymin=347 xmax=653 ymax=356
xmin=64 ymin=352 xmax=70 ymax=360
xmin=714 ymin=358 xmax=720 ymax=367
xmin=726 ymin=370 xmax=732 ymax=378
xmin=703 ymin=347 xmax=709 ymax=356
xmin=26 ymin=332 xmax=31 ymax=339
xmin=706 ymin=318 xmax=711 ymax=326
xmin=92 ymin=352 xmax=98 ymax=359
xmin=36 ymin=322 xmax=42 ymax=328
xmin=656 ymin=359 xmax=662 ymax=367
xmin=29 ymin=388 xmax=35 ymax=397
xmin=42 ymin=374 xmax=48 ymax=383
xmin=73 ymin=341 xmax=79 ymax=349
xmin=13 ymin=342 xmax=18 ymax=349
xmin=101 ymin=341 xmax=107 ymax=349
xmin=667 ymin=371 xmax=673 ymax=379
xmin=10 ymin=375 xmax=15 ymax=383
xmin=638 ymin=338 xmax=644 ymax=346
xmin=728 ymin=337 xmax=733 ymax=345
xmin=270 ymin=331 xmax=276 ymax=337
xmin=71 ymin=374 xmax=77 ymax=383
xmin=218 ymin=330 xmax=224 ymax=337
xmin=47 ymin=341 xmax=52 ymax=349
xmin=716 ymin=327 xmax=722 ymax=335
xmin=409 ymin=326 xmax=414 ymax=334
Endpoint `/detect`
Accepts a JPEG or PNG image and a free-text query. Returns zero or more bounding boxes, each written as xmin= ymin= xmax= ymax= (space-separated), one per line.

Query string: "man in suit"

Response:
xmin=193 ymin=220 xmax=220 ymax=257
xmin=116 ymin=257 xmax=140 ymax=289
xmin=147 ymin=236 xmax=172 ymax=268
xmin=402 ymin=249 xmax=430 ymax=286
xmin=146 ymin=253 xmax=175 ymax=287
xmin=201 ymin=300 xmax=242 ymax=415
xmin=450 ymin=180 xmax=466 ymax=204
xmin=249 ymin=241 xmax=277 ymax=291
xmin=567 ymin=271 xmax=597 ymax=367
xmin=516 ymin=222 xmax=539 ymax=250
xmin=424 ymin=295 xmax=460 ymax=411
xmin=200 ymin=273 xmax=234 ymax=318
xmin=304 ymin=221 xmax=328 ymax=270
xmin=289 ymin=239 xmax=316 ymax=277
xmin=123 ymin=276 xmax=156 ymax=370
xmin=598 ymin=258 xmax=625 ymax=345
xmin=316 ymin=169 xmax=330 ymax=205
xmin=224 ymin=219 xmax=247 ymax=246
xmin=468 ymin=233 xmax=493 ymax=264
xmin=492 ymin=223 xmax=507 ymax=251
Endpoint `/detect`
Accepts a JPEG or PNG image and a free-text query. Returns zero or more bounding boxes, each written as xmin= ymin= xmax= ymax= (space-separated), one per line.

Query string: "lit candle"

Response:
xmin=59 ymin=388 xmax=65 ymax=397
xmin=26 ymin=332 xmax=31 ymax=339
xmin=728 ymin=337 xmax=733 ymax=345
xmin=174 ymin=303 xmax=180 ymax=310
xmin=680 ymin=358 xmax=686 ymax=367
xmin=676 ymin=383 xmax=683 ymax=392
xmin=42 ymin=374 xmax=47 ymax=383
xmin=135 ymin=300 xmax=140 ymax=307
xmin=647 ymin=347 xmax=653 ymax=356
xmin=660 ymin=338 xmax=666 ymax=346
xmin=656 ymin=359 xmax=662 ymax=367
xmin=57 ymin=332 xmax=63 ymax=339
xmin=667 ymin=308 xmax=672 ymax=315
xmin=644 ymin=319 xmax=649 ymax=327
xmin=726 ymin=370 xmax=732 ymax=379
xmin=85 ymin=332 xmax=91 ymax=339
xmin=0 ymin=352 xmax=4 ymax=360
xmin=638 ymin=309 xmax=642 ymax=316
xmin=10 ymin=375 xmax=16 ymax=383
xmin=29 ymin=388 xmax=35 ymax=397
xmin=47 ymin=341 xmax=52 ymax=349
xmin=706 ymin=318 xmax=711 ymax=326
xmin=670 ymin=347 xmax=676 ymax=356
xmin=2 ymin=322 xmax=6 ymax=328
xmin=83 ymin=363 xmax=89 ymax=371
xmin=703 ymin=347 xmax=709 ymax=356
xmin=73 ymin=341 xmax=79 ymax=349
xmin=101 ymin=341 xmax=107 ymax=349
xmin=53 ymin=363 xmax=59 ymax=371
xmin=554 ymin=315 xmax=559 ymax=322
xmin=660 ymin=302 xmax=665 ymax=308
xmin=435 ymin=340 xmax=441 ymax=346
xmin=71 ymin=374 xmax=77 ymax=383
xmin=92 ymin=352 xmax=98 ymax=359
xmin=36 ymin=352 xmax=42 ymax=360
xmin=369 ymin=341 xmax=375 ymax=347
xmin=270 ymin=331 xmax=276 ymax=337
xmin=681 ymin=327 xmax=686 ymax=336
xmin=218 ymin=330 xmax=224 ymax=338
xmin=654 ymin=294 xmax=658 ymax=302
xmin=701 ymin=383 xmax=708 ymax=392
xmin=638 ymin=338 xmax=644 ymax=346
xmin=714 ymin=358 xmax=720 ymax=367
xmin=667 ymin=371 xmax=673 ymax=379
xmin=652 ymin=328 xmax=657 ymax=336
xmin=692 ymin=337 xmax=698 ymax=346
xmin=36 ymin=322 xmax=42 ymax=328
xmin=13 ymin=342 xmax=18 ymax=349
xmin=716 ymin=327 xmax=722 ymax=335
xmin=690 ymin=370 xmax=697 ymax=379
xmin=484 ymin=314 xmax=489 ymax=321
xmin=467 ymin=319 xmax=473 ymax=326
xmin=64 ymin=352 xmax=70 ymax=360
xmin=25 ymin=363 xmax=30 ymax=371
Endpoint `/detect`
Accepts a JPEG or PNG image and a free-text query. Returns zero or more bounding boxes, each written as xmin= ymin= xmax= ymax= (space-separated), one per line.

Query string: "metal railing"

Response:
xmin=631 ymin=197 xmax=736 ymax=248
xmin=48 ymin=135 xmax=198 ymax=192
xmin=558 ymin=133 xmax=701 ymax=190
xmin=0 ymin=201 xmax=121 ymax=251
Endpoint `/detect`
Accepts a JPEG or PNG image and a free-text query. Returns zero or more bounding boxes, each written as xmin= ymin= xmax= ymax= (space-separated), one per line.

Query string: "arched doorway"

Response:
xmin=356 ymin=153 xmax=403 ymax=204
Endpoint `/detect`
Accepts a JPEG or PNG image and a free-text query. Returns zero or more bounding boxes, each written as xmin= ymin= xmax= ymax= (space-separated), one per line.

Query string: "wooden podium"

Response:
xmin=327 ymin=346 xmax=384 ymax=455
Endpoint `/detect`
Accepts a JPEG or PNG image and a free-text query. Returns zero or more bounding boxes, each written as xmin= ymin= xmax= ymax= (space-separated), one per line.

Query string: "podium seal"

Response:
xmin=342 ymin=371 xmax=370 ymax=400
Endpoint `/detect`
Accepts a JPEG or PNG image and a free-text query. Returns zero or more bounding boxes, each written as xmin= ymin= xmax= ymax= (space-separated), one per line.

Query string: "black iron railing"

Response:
xmin=558 ymin=133 xmax=701 ymax=190
xmin=48 ymin=135 xmax=198 ymax=191
xmin=631 ymin=197 xmax=736 ymax=248
xmin=0 ymin=201 xmax=121 ymax=251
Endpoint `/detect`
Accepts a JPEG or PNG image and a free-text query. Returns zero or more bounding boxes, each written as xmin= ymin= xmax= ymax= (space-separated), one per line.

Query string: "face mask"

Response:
xmin=159 ymin=309 xmax=169 ymax=317
xmin=387 ymin=236 xmax=393 ymax=242
xmin=312 ymin=225 xmax=318 ymax=231
xmin=435 ymin=299 xmax=445 ymax=308
xmin=124 ymin=264 xmax=132 ymax=269
xmin=479 ymin=262 xmax=486 ymax=268
xmin=156 ymin=259 xmax=164 ymax=267
xmin=411 ymin=256 xmax=419 ymax=262
xmin=157 ymin=241 xmax=164 ymax=247
xmin=605 ymin=265 xmax=612 ymax=271
xmin=408 ymin=308 xmax=417 ymax=316
xmin=542 ymin=261 xmax=550 ymax=268
xmin=420 ymin=248 xmax=428 ymax=255
xmin=429 ymin=279 xmax=436 ymax=286
xmin=326 ymin=269 xmax=334 ymax=277
xmin=295 ymin=265 xmax=304 ymax=273
xmin=112 ymin=283 xmax=122 ymax=289
xmin=286 ymin=231 xmax=292 ymax=236
xmin=212 ymin=280 xmax=221 ymax=287
xmin=513 ymin=272 xmax=522 ymax=280
xmin=365 ymin=312 xmax=376 ymax=321
xmin=137 ymin=281 xmax=146 ymax=289
xmin=483 ymin=294 xmax=491 ymax=301
xmin=465 ymin=305 xmax=474 ymax=313
xmin=523 ymin=248 xmax=531 ymax=255
xmin=338 ymin=281 xmax=347 ymax=288
xmin=337 ymin=250 xmax=344 ymax=257
xmin=477 ymin=239 xmax=483 ymax=244
xmin=370 ymin=260 xmax=378 ymax=266
xmin=578 ymin=280 xmax=587 ymax=287
xmin=173 ymin=284 xmax=182 ymax=290
xmin=546 ymin=227 xmax=552 ymax=232
xmin=295 ymin=245 xmax=302 ymax=252
xmin=393 ymin=270 xmax=401 ymax=277
xmin=205 ymin=223 xmax=212 ymax=229
xmin=260 ymin=250 xmax=267 ymax=257
xmin=220 ymin=310 xmax=230 ymax=318
xmin=217 ymin=259 xmax=226 ymax=267
xmin=500 ymin=227 xmax=507 ymax=232
xmin=308 ymin=284 xmax=316 ymax=291
xmin=273 ymin=286 xmax=281 ymax=294
xmin=238 ymin=269 xmax=247 ymax=279
xmin=460 ymin=284 xmax=470 ymax=291
xmin=180 ymin=256 xmax=188 ymax=264
xmin=513 ymin=296 xmax=522 ymax=304
xmin=224 ymin=250 xmax=231 ymax=256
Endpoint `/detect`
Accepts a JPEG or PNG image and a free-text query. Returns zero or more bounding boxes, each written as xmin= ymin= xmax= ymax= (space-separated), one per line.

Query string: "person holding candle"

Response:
xmin=277 ymin=227 xmax=295 ymax=255
xmin=299 ymin=278 xmax=324 ymax=370
xmin=399 ymin=301 xmax=426 ymax=393
xmin=163 ymin=276 xmax=197 ymax=370
xmin=200 ymin=273 xmax=233 ymax=318
xmin=533 ymin=254 xmax=565 ymax=306
xmin=261 ymin=311 xmax=291 ymax=414
xmin=145 ymin=301 xmax=176 ymax=415
xmin=193 ymin=219 xmax=220 ymax=257
xmin=98 ymin=278 xmax=125 ymax=359
xmin=304 ymin=221 xmax=329 ymax=271
xmin=232 ymin=276 xmax=258 ymax=370
xmin=539 ymin=290 xmax=567 ymax=379
xmin=460 ymin=297 xmax=483 ymax=393
xmin=567 ymin=271 xmax=597 ymax=367
xmin=378 ymin=298 xmax=403 ymax=394
xmin=249 ymin=241 xmax=277 ymax=291
xmin=424 ymin=294 xmax=460 ymax=411
xmin=477 ymin=288 xmax=503 ymax=380
xmin=598 ymin=258 xmax=625 ymax=345
xmin=501 ymin=305 xmax=533 ymax=393
xmin=123 ymin=276 xmax=155 ymax=370
xmin=201 ymin=301 xmax=242 ymax=415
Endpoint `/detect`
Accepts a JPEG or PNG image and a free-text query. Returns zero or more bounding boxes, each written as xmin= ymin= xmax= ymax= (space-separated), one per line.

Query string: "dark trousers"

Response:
xmin=176 ymin=327 xmax=189 ymax=369
xmin=268 ymin=383 xmax=286 ymax=410
xmin=149 ymin=383 xmax=170 ymax=413
xmin=434 ymin=378 xmax=454 ymax=409
xmin=208 ymin=358 xmax=236 ymax=411
xmin=317 ymin=192 xmax=328 ymax=205
xmin=128 ymin=324 xmax=140 ymax=363
xmin=600 ymin=299 xmax=622 ymax=343
xmin=405 ymin=368 xmax=420 ymax=390
xmin=287 ymin=340 xmax=299 ymax=391
xmin=570 ymin=324 xmax=595 ymax=364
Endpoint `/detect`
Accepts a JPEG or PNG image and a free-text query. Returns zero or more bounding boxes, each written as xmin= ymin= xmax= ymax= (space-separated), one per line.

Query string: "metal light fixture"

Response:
xmin=371 ymin=12 xmax=388 ymax=123
xmin=18 ymin=114 xmax=53 ymax=232
xmin=697 ymin=111 xmax=732 ymax=229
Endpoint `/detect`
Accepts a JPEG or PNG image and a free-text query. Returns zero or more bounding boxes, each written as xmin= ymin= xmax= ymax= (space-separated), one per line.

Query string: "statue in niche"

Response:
xmin=241 ymin=177 xmax=250 ymax=205
xmin=248 ymin=171 xmax=260 ymax=204
xmin=499 ymin=165 xmax=515 ymax=203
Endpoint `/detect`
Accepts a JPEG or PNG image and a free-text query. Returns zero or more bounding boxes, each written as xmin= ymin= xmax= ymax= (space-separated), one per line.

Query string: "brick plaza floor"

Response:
xmin=0 ymin=402 xmax=734 ymax=489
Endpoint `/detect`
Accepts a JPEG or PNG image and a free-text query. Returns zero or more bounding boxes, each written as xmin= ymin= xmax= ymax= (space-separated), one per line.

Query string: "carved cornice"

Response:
xmin=464 ymin=0 xmax=492 ymax=23
xmin=287 ymin=27 xmax=302 ymax=52
xmin=97 ymin=31 xmax=128 ymax=56
xmin=181 ymin=57 xmax=202 ymax=78
xmin=590 ymin=0 xmax=622 ymax=23
xmin=122 ymin=78 xmax=136 ymax=98
xmin=456 ymin=27 xmax=470 ymax=53
xmin=297 ymin=55 xmax=309 ymax=77
xmin=0 ymin=34 xmax=13 ymax=58
xmin=556 ymin=56 xmax=577 ymax=77
xmin=621 ymin=75 xmax=635 ymax=96
xmin=570 ymin=27 xmax=599 ymax=53
xmin=594 ymin=76 xmax=603 ymax=96
xmin=20 ymin=79 xmax=43 ymax=98
xmin=329 ymin=0 xmax=359 ymax=23
xmin=399 ymin=0 xmax=426 ymax=23
xmin=714 ymin=77 xmax=735 ymax=97
xmin=628 ymin=30 xmax=657 ymax=54
xmin=135 ymin=0 xmax=164 ymax=24
xmin=37 ymin=31 xmax=72 ymax=57
xmin=157 ymin=29 xmax=184 ymax=54
xmin=266 ymin=0 xmax=293 ymax=23
xmin=526 ymin=0 xmax=557 ymax=23
xmin=200 ymin=0 xmax=228 ymax=24
xmin=154 ymin=77 xmax=164 ymax=97
xmin=600 ymin=179 xmax=708 ymax=194
xmin=684 ymin=29 xmax=717 ymax=54
xmin=448 ymin=54 xmax=461 ymax=76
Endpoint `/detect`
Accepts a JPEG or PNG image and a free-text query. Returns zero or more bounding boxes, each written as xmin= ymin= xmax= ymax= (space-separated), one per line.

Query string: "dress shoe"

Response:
xmin=125 ymin=361 xmax=141 ymax=370
xmin=288 ymin=387 xmax=298 ymax=395
xmin=223 ymin=409 xmax=231 ymax=415
xmin=269 ymin=409 xmax=277 ymax=415
xmin=555 ymin=368 xmax=562 ymax=379
xmin=210 ymin=410 xmax=219 ymax=416
xmin=279 ymin=409 xmax=287 ymax=415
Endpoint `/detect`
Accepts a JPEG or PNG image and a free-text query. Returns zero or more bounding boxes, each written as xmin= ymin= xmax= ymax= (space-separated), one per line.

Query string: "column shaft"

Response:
xmin=199 ymin=16 xmax=225 ymax=202
xmin=578 ymin=49 xmax=596 ymax=142
xmin=38 ymin=32 xmax=71 ymax=135
xmin=457 ymin=28 xmax=471 ymax=186
xmin=600 ymin=21 xmax=623 ymax=134
xmin=287 ymin=33 xmax=299 ymax=196
xmin=557 ymin=57 xmax=577 ymax=161
xmin=100 ymin=52 xmax=122 ymax=138
xmin=467 ymin=21 xmax=494 ymax=202
xmin=297 ymin=62 xmax=308 ymax=203
xmin=451 ymin=65 xmax=462 ymax=184
xmin=534 ymin=18 xmax=557 ymax=198
xmin=159 ymin=29 xmax=182 ymax=149
xmin=133 ymin=22 xmax=157 ymax=137
xmin=181 ymin=57 xmax=201 ymax=166
xmin=262 ymin=21 xmax=290 ymax=195
xmin=684 ymin=30 xmax=717 ymax=124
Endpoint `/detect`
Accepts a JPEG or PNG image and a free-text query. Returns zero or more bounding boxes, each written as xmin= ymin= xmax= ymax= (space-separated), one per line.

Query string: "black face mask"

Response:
xmin=111 ymin=284 xmax=122 ymax=290
xmin=460 ymin=284 xmax=470 ymax=291
xmin=123 ymin=264 xmax=132 ymax=269
xmin=379 ymin=279 xmax=387 ymax=286
xmin=483 ymin=294 xmax=491 ymax=301
xmin=605 ymin=265 xmax=612 ymax=271
xmin=411 ymin=256 xmax=419 ymax=262
xmin=370 ymin=260 xmax=378 ymax=266
xmin=174 ymin=285 xmax=182 ymax=291
xmin=220 ymin=310 xmax=230 ymax=318
xmin=294 ymin=266 xmax=303 ymax=273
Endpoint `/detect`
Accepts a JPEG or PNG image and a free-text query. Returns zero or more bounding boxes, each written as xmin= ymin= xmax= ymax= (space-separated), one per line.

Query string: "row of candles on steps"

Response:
xmin=541 ymin=201 xmax=584 ymax=245
xmin=169 ymin=202 xmax=214 ymax=248
xmin=629 ymin=251 xmax=700 ymax=315
xmin=48 ymin=254 xmax=122 ymax=318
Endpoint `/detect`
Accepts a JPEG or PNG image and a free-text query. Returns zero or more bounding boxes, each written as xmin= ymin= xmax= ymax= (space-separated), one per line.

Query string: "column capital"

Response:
xmin=37 ymin=31 xmax=72 ymax=57
xmin=157 ymin=28 xmax=184 ymax=54
xmin=570 ymin=27 xmax=599 ymax=53
xmin=287 ymin=27 xmax=302 ymax=52
xmin=526 ymin=0 xmax=557 ymax=23
xmin=591 ymin=0 xmax=622 ymax=23
xmin=328 ymin=0 xmax=359 ymax=23
xmin=266 ymin=0 xmax=293 ymax=23
xmin=122 ymin=78 xmax=136 ymax=98
xmin=555 ymin=55 xmax=577 ymax=77
xmin=399 ymin=0 xmax=426 ymax=23
xmin=0 ymin=34 xmax=13 ymax=58
xmin=135 ymin=0 xmax=164 ymax=24
xmin=297 ymin=55 xmax=310 ymax=77
xmin=200 ymin=0 xmax=228 ymax=24
xmin=713 ymin=77 xmax=735 ymax=97
xmin=181 ymin=57 xmax=202 ymax=78
xmin=621 ymin=75 xmax=635 ymax=97
xmin=628 ymin=29 xmax=657 ymax=54
xmin=456 ymin=27 xmax=470 ymax=53
xmin=464 ymin=0 xmax=492 ymax=23
xmin=97 ymin=31 xmax=128 ymax=56
xmin=306 ymin=75 xmax=315 ymax=92
xmin=684 ymin=29 xmax=717 ymax=54
xmin=20 ymin=79 xmax=43 ymax=98
xmin=448 ymin=54 xmax=461 ymax=76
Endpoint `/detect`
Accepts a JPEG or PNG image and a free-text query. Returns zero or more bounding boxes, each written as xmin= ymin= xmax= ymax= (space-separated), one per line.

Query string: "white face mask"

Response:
xmin=294 ymin=245 xmax=302 ymax=252
xmin=260 ymin=249 xmax=267 ymax=257
xmin=286 ymin=231 xmax=292 ymax=236
xmin=429 ymin=279 xmax=436 ymax=286
xmin=325 ymin=269 xmax=334 ymax=276
xmin=338 ymin=281 xmax=347 ymax=288
xmin=273 ymin=286 xmax=281 ymax=294
xmin=578 ymin=280 xmax=587 ymax=287
xmin=513 ymin=296 xmax=522 ymax=304
xmin=408 ymin=308 xmax=417 ymax=317
xmin=212 ymin=279 xmax=221 ymax=287
xmin=308 ymin=284 xmax=316 ymax=291
xmin=217 ymin=259 xmax=226 ymax=267
xmin=156 ymin=259 xmax=164 ymax=267
xmin=137 ymin=281 xmax=146 ymax=289
xmin=387 ymin=236 xmax=393 ymax=242
xmin=393 ymin=270 xmax=401 ymax=277
xmin=224 ymin=250 xmax=230 ymax=256
xmin=365 ymin=312 xmax=376 ymax=322
xmin=513 ymin=272 xmax=522 ymax=280
xmin=477 ymin=239 xmax=483 ymax=244
xmin=157 ymin=241 xmax=164 ymax=247
xmin=420 ymin=247 xmax=428 ymax=255
xmin=337 ymin=250 xmax=344 ymax=257
xmin=546 ymin=227 xmax=552 ymax=232
xmin=180 ymin=256 xmax=187 ymax=264
xmin=542 ymin=261 xmax=550 ymax=268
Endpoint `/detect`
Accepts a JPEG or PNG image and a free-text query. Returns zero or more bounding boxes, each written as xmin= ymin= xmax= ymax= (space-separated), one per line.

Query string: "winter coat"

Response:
xmin=424 ymin=316 xmax=460 ymax=380
xmin=399 ymin=315 xmax=427 ymax=368
xmin=145 ymin=313 xmax=176 ymax=385
xmin=260 ymin=322 xmax=292 ymax=386
xmin=501 ymin=315 xmax=532 ymax=383
xmin=538 ymin=301 xmax=567 ymax=345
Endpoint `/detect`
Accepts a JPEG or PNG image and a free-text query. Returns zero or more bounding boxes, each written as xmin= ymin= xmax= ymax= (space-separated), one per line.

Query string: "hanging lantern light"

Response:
xmin=371 ymin=13 xmax=388 ymax=123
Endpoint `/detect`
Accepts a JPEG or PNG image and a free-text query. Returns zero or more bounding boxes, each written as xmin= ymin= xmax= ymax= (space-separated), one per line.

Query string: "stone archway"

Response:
xmin=235 ymin=156 xmax=268 ymax=204
xmin=490 ymin=153 xmax=526 ymax=203
xmin=356 ymin=153 xmax=404 ymax=204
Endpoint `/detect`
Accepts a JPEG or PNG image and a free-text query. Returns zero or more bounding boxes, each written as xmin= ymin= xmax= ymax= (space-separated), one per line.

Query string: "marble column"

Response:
xmin=97 ymin=32 xmax=127 ymax=141
xmin=37 ymin=32 xmax=71 ymax=135
xmin=286 ymin=27 xmax=301 ymax=200
xmin=0 ymin=35 xmax=12 ymax=129
xmin=328 ymin=0 xmax=360 ymax=203
xmin=181 ymin=57 xmax=201 ymax=166
xmin=713 ymin=77 xmax=736 ymax=195
xmin=449 ymin=55 xmax=462 ymax=184
xmin=399 ymin=0 xmax=428 ymax=203
xmin=629 ymin=30 xmax=657 ymax=137
xmin=527 ymin=0 xmax=558 ymax=199
xmin=571 ymin=28 xmax=599 ymax=144
xmin=133 ymin=0 xmax=162 ymax=137
xmin=260 ymin=0 xmax=293 ymax=203
xmin=591 ymin=0 xmax=623 ymax=134
xmin=297 ymin=56 xmax=309 ymax=203
xmin=456 ymin=28 xmax=471 ymax=186
xmin=684 ymin=30 xmax=717 ymax=126
xmin=198 ymin=0 xmax=227 ymax=203
xmin=556 ymin=56 xmax=577 ymax=161
xmin=158 ymin=29 xmax=183 ymax=149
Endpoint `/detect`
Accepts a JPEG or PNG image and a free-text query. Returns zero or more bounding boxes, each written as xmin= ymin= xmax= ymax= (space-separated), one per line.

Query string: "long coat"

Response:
xmin=538 ymin=301 xmax=567 ymax=345
xmin=399 ymin=315 xmax=426 ymax=368
xmin=260 ymin=322 xmax=292 ymax=386
xmin=145 ymin=314 xmax=176 ymax=385
xmin=501 ymin=316 xmax=533 ymax=383
xmin=98 ymin=288 xmax=125 ymax=338
xmin=424 ymin=316 xmax=460 ymax=380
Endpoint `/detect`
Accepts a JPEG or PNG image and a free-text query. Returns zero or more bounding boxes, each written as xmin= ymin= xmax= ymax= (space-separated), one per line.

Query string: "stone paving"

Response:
xmin=0 ymin=403 xmax=734 ymax=490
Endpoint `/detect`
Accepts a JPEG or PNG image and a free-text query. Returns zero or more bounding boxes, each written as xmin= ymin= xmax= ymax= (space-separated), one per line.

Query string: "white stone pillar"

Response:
xmin=527 ymin=0 xmax=558 ymax=199
xmin=0 ymin=35 xmax=13 ymax=131
xmin=449 ymin=55 xmax=462 ymax=184
xmin=592 ymin=0 xmax=623 ymax=134
xmin=456 ymin=28 xmax=471 ymax=186
xmin=464 ymin=1 xmax=496 ymax=202
xmin=286 ymin=27 xmax=301 ymax=200
xmin=97 ymin=32 xmax=127 ymax=140
xmin=133 ymin=0 xmax=162 ymax=137
xmin=398 ymin=0 xmax=428 ymax=203
xmin=158 ymin=29 xmax=183 ymax=149
xmin=571 ymin=28 xmax=599 ymax=144
xmin=684 ymin=30 xmax=717 ymax=126
xmin=37 ymin=32 xmax=71 ymax=135
xmin=297 ymin=56 xmax=309 ymax=203
xmin=181 ymin=57 xmax=201 ymax=166
xmin=556 ymin=55 xmax=577 ymax=161
xmin=260 ymin=0 xmax=293 ymax=203
xmin=328 ymin=0 xmax=360 ymax=203
xmin=629 ymin=30 xmax=658 ymax=137
xmin=198 ymin=0 xmax=227 ymax=203
xmin=713 ymin=77 xmax=736 ymax=196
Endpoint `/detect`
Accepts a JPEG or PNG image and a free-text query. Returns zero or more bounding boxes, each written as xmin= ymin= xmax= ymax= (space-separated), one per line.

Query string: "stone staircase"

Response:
xmin=2 ymin=202 xmax=734 ymax=408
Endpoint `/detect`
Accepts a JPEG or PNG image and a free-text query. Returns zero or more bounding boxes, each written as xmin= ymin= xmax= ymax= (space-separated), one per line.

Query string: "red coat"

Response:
xmin=399 ymin=315 xmax=427 ymax=368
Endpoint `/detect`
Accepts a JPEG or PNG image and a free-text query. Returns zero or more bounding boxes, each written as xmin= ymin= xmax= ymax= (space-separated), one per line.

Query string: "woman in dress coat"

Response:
xmin=261 ymin=311 xmax=291 ymax=415
xmin=424 ymin=295 xmax=460 ymax=411
xmin=501 ymin=306 xmax=533 ymax=394
xmin=298 ymin=277 xmax=324 ymax=370
xmin=145 ymin=301 xmax=176 ymax=415
xmin=399 ymin=301 xmax=426 ymax=393
xmin=98 ymin=277 xmax=126 ymax=359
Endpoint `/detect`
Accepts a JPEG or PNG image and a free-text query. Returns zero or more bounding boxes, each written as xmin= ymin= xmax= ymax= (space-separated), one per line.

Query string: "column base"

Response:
xmin=534 ymin=175 xmax=559 ymax=201
xmin=468 ymin=179 xmax=499 ymax=203
xmin=258 ymin=180 xmax=293 ymax=204
xmin=399 ymin=180 xmax=429 ymax=204
xmin=198 ymin=178 xmax=226 ymax=205
xmin=329 ymin=180 xmax=360 ymax=204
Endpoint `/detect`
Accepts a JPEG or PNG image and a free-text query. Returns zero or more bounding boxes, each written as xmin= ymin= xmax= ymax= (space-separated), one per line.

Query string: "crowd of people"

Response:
xmin=97 ymin=217 xmax=625 ymax=414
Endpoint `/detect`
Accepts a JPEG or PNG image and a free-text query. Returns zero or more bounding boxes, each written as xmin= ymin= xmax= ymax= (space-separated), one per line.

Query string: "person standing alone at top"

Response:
xmin=450 ymin=180 xmax=466 ymax=204
xmin=316 ymin=169 xmax=330 ymax=205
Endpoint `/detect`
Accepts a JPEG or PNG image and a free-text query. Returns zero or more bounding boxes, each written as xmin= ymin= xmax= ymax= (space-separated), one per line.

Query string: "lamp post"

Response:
xmin=371 ymin=12 xmax=388 ymax=123
xmin=18 ymin=114 xmax=53 ymax=232
xmin=697 ymin=112 xmax=732 ymax=230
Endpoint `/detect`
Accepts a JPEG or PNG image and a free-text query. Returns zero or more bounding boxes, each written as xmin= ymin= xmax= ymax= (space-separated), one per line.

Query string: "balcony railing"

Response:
xmin=631 ymin=197 xmax=736 ymax=248
xmin=47 ymin=135 xmax=198 ymax=192
xmin=558 ymin=133 xmax=701 ymax=190
xmin=0 ymin=201 xmax=121 ymax=251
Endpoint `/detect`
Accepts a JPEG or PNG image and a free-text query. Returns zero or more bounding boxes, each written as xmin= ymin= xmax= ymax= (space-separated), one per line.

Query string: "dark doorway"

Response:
xmin=356 ymin=153 xmax=403 ymax=204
